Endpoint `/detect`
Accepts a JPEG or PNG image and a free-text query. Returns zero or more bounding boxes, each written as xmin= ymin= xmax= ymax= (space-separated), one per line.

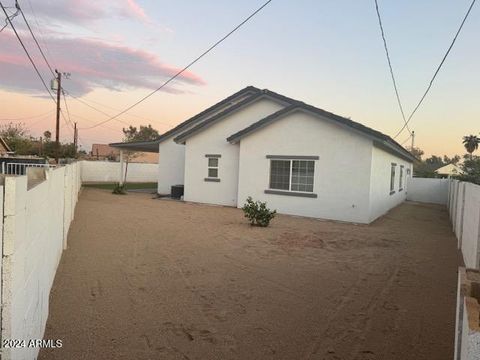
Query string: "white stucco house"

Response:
xmin=111 ymin=86 xmax=415 ymax=224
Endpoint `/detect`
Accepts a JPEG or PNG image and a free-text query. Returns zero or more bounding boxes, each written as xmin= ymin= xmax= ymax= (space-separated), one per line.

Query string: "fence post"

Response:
xmin=458 ymin=184 xmax=466 ymax=249
xmin=476 ymin=207 xmax=480 ymax=269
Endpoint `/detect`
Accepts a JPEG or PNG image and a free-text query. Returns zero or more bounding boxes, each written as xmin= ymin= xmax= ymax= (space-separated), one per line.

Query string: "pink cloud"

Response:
xmin=28 ymin=0 xmax=151 ymax=26
xmin=124 ymin=0 xmax=148 ymax=22
xmin=0 ymin=31 xmax=204 ymax=97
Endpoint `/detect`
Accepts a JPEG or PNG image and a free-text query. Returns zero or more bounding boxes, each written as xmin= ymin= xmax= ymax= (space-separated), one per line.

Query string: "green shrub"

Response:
xmin=112 ymin=183 xmax=127 ymax=195
xmin=242 ymin=196 xmax=276 ymax=227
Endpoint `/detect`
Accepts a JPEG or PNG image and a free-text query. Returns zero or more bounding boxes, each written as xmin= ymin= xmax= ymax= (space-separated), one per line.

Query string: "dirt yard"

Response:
xmin=40 ymin=188 xmax=460 ymax=360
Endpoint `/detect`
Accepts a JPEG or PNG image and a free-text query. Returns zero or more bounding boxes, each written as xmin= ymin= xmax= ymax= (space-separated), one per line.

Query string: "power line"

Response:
xmin=71 ymin=94 xmax=176 ymax=128
xmin=374 ymin=0 xmax=411 ymax=136
xmin=0 ymin=0 xmax=56 ymax=103
xmin=400 ymin=134 xmax=412 ymax=146
xmin=62 ymin=91 xmax=74 ymax=127
xmin=81 ymin=0 xmax=273 ymax=130
xmin=0 ymin=0 xmax=18 ymax=32
xmin=393 ymin=0 xmax=477 ymax=139
xmin=17 ymin=0 xmax=55 ymax=76
xmin=0 ymin=109 xmax=54 ymax=121
xmin=63 ymin=90 xmax=130 ymax=127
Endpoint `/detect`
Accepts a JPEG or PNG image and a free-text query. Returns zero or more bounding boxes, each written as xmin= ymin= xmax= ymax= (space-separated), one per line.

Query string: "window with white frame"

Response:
xmin=269 ymin=159 xmax=315 ymax=193
xmin=399 ymin=165 xmax=404 ymax=191
xmin=207 ymin=157 xmax=219 ymax=178
xmin=390 ymin=163 xmax=396 ymax=194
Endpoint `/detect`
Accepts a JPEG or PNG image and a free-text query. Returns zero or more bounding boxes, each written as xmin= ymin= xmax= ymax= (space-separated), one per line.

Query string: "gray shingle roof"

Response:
xmin=158 ymin=86 xmax=260 ymax=144
xmin=110 ymin=86 xmax=261 ymax=150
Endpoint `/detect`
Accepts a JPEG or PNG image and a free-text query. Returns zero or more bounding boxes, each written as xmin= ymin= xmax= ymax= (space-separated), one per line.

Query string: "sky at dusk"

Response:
xmin=0 ymin=0 xmax=478 ymax=156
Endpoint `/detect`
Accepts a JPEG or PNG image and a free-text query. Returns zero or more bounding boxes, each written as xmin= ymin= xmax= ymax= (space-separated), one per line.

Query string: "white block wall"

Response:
xmin=406 ymin=177 xmax=449 ymax=205
xmin=1 ymin=162 xmax=81 ymax=360
xmin=80 ymin=160 xmax=158 ymax=183
xmin=447 ymin=180 xmax=480 ymax=269
xmin=455 ymin=268 xmax=480 ymax=360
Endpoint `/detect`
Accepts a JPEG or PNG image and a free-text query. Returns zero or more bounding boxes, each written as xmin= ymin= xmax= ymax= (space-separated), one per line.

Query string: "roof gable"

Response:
xmin=226 ymin=101 xmax=416 ymax=163
xmin=157 ymin=86 xmax=261 ymax=144
xmin=173 ymin=91 xmax=291 ymax=144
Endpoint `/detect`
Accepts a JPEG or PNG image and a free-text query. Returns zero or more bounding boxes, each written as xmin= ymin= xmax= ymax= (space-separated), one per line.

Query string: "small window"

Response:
xmin=399 ymin=165 xmax=404 ymax=191
xmin=390 ymin=163 xmax=396 ymax=194
xmin=269 ymin=159 xmax=315 ymax=193
xmin=207 ymin=157 xmax=219 ymax=178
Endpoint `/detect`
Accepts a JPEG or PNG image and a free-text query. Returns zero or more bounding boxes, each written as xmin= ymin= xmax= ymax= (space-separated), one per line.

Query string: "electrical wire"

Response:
xmin=69 ymin=93 xmax=175 ymax=128
xmin=81 ymin=0 xmax=273 ymax=130
xmin=17 ymin=0 xmax=55 ymax=76
xmin=0 ymin=109 xmax=54 ymax=121
xmin=0 ymin=0 xmax=18 ymax=32
xmin=393 ymin=0 xmax=477 ymax=139
xmin=0 ymin=1 xmax=56 ymax=103
xmin=400 ymin=134 xmax=412 ymax=146
xmin=63 ymin=90 xmax=130 ymax=127
xmin=374 ymin=0 xmax=411 ymax=136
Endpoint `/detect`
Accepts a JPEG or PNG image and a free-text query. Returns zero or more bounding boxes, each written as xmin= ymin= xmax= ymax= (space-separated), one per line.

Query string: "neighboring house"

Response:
xmin=435 ymin=163 xmax=463 ymax=177
xmin=111 ymin=86 xmax=415 ymax=223
xmin=90 ymin=144 xmax=158 ymax=163
xmin=0 ymin=137 xmax=11 ymax=155
xmin=91 ymin=144 xmax=119 ymax=160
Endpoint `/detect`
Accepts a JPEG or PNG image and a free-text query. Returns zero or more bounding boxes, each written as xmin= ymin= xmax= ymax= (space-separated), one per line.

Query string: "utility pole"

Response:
xmin=73 ymin=122 xmax=78 ymax=156
xmin=411 ymin=130 xmax=415 ymax=151
xmin=54 ymin=69 xmax=62 ymax=164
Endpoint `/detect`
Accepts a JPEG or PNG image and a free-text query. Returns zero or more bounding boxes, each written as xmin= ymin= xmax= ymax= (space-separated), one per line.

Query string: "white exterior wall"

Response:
xmin=80 ymin=160 xmax=158 ymax=183
xmin=446 ymin=180 xmax=480 ymax=269
xmin=183 ymin=98 xmax=285 ymax=207
xmin=459 ymin=183 xmax=480 ymax=268
xmin=406 ymin=177 xmax=449 ymax=205
xmin=368 ymin=146 xmax=412 ymax=222
xmin=157 ymin=139 xmax=185 ymax=194
xmin=237 ymin=111 xmax=373 ymax=223
xmin=1 ymin=163 xmax=81 ymax=360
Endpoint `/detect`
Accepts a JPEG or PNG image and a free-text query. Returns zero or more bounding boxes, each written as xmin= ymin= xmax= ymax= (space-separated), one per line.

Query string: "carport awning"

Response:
xmin=109 ymin=140 xmax=159 ymax=153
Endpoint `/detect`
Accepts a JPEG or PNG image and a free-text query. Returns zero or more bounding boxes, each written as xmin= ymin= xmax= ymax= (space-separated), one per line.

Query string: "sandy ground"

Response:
xmin=39 ymin=188 xmax=461 ymax=360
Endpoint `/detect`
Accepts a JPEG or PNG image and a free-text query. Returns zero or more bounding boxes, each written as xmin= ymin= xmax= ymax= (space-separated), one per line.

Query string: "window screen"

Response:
xmin=269 ymin=160 xmax=290 ymax=190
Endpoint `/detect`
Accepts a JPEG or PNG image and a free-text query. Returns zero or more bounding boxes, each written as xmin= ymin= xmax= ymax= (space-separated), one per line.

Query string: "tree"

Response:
xmin=121 ymin=124 xmax=160 ymax=184
xmin=410 ymin=147 xmax=424 ymax=160
xmin=462 ymin=135 xmax=480 ymax=159
xmin=43 ymin=130 xmax=52 ymax=141
xmin=460 ymin=155 xmax=480 ymax=185
xmin=410 ymin=146 xmax=461 ymax=178
xmin=443 ymin=155 xmax=461 ymax=165
xmin=122 ymin=124 xmax=159 ymax=142
xmin=0 ymin=122 xmax=34 ymax=154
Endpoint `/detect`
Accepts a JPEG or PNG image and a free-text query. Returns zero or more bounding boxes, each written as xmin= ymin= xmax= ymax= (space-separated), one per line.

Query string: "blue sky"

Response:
xmin=0 ymin=0 xmax=478 ymax=156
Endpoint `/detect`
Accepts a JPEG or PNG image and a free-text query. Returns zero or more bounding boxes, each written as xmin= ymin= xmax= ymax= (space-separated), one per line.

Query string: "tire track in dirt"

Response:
xmin=303 ymin=260 xmax=400 ymax=360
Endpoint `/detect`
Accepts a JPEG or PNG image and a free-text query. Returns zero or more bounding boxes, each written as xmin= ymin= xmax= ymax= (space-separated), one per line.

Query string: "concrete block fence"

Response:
xmin=80 ymin=160 xmax=158 ymax=183
xmin=0 ymin=162 xmax=81 ymax=360
xmin=448 ymin=180 xmax=480 ymax=360
xmin=406 ymin=177 xmax=449 ymax=205
xmin=448 ymin=180 xmax=480 ymax=269
xmin=455 ymin=268 xmax=480 ymax=360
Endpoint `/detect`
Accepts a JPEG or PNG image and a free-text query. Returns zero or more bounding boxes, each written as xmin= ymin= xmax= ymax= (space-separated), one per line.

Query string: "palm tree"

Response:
xmin=463 ymin=135 xmax=480 ymax=159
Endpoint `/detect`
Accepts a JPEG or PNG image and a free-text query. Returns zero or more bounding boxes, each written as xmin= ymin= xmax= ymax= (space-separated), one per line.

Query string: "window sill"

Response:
xmin=204 ymin=178 xmax=220 ymax=182
xmin=390 ymin=190 xmax=395 ymax=195
xmin=264 ymin=189 xmax=317 ymax=198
